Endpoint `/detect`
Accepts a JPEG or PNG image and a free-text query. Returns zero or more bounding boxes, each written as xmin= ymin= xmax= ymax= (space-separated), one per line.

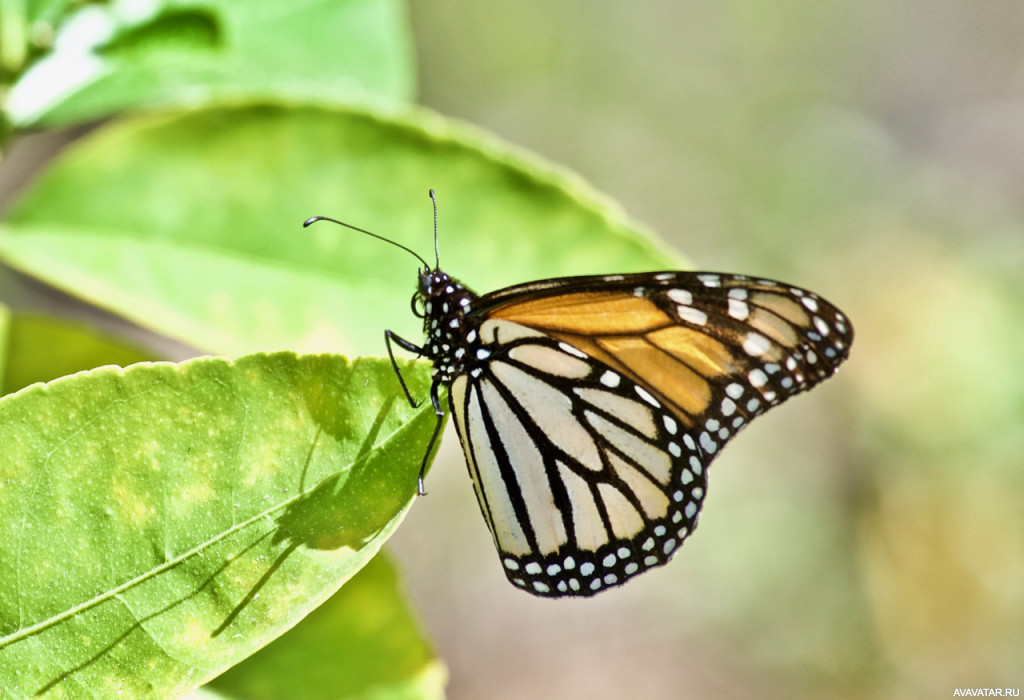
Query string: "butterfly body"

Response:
xmin=414 ymin=270 xmax=481 ymax=382
xmin=402 ymin=268 xmax=852 ymax=597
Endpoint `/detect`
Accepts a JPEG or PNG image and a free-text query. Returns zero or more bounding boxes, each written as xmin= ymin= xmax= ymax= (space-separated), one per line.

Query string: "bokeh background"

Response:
xmin=387 ymin=2 xmax=1024 ymax=699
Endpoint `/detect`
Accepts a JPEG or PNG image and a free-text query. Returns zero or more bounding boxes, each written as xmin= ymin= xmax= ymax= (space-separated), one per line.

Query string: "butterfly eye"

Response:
xmin=410 ymin=292 xmax=426 ymax=318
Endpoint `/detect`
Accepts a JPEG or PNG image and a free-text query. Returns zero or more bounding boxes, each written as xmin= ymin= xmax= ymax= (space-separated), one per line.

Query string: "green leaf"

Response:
xmin=0 ymin=352 xmax=437 ymax=696
xmin=4 ymin=0 xmax=414 ymax=128
xmin=208 ymin=551 xmax=445 ymax=700
xmin=0 ymin=102 xmax=682 ymax=356
xmin=0 ymin=312 xmax=154 ymax=395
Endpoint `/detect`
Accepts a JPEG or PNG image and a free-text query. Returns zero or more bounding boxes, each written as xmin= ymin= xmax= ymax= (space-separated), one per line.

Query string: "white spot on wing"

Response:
xmin=678 ymin=306 xmax=707 ymax=325
xmin=743 ymin=332 xmax=771 ymax=356
xmin=748 ymin=368 xmax=768 ymax=387
xmin=667 ymin=288 xmax=693 ymax=305
xmin=635 ymin=385 xmax=660 ymax=406
xmin=559 ymin=342 xmax=588 ymax=359
xmin=728 ymin=299 xmax=749 ymax=320
xmin=699 ymin=431 xmax=717 ymax=454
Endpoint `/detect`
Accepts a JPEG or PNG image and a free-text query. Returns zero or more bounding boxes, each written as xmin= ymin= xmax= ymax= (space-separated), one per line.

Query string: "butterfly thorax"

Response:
xmin=417 ymin=269 xmax=482 ymax=383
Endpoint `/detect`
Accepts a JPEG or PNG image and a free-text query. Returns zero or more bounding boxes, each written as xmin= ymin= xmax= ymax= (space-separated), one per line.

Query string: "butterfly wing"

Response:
xmin=449 ymin=271 xmax=853 ymax=597
xmin=449 ymin=325 xmax=705 ymax=597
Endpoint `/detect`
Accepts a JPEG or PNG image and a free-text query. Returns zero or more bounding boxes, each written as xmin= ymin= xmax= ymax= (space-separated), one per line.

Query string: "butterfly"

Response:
xmin=305 ymin=191 xmax=853 ymax=598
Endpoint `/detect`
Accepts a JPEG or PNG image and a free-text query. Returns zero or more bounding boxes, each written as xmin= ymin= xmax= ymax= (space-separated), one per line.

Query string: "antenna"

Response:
xmin=303 ymin=215 xmax=430 ymax=269
xmin=428 ymin=189 xmax=440 ymax=269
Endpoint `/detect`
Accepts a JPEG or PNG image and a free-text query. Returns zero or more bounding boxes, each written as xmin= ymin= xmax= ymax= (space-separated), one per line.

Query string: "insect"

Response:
xmin=304 ymin=191 xmax=853 ymax=598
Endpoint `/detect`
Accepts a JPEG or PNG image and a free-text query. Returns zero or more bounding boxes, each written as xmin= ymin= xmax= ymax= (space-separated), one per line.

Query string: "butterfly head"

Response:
xmin=414 ymin=269 xmax=482 ymax=381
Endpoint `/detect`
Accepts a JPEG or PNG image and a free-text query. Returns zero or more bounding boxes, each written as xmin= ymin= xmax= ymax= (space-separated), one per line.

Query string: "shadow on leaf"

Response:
xmin=212 ymin=387 xmax=423 ymax=638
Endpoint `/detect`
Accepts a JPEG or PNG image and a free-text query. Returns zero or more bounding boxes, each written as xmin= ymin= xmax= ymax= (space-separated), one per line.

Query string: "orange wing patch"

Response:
xmin=647 ymin=326 xmax=736 ymax=377
xmin=490 ymin=292 xmax=672 ymax=335
xmin=490 ymin=291 xmax=723 ymax=426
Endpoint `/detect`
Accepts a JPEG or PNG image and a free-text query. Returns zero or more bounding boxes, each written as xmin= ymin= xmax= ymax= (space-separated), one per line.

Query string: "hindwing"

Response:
xmin=449 ymin=321 xmax=708 ymax=596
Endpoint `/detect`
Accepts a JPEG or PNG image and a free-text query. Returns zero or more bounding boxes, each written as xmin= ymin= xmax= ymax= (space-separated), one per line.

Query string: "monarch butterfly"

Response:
xmin=305 ymin=191 xmax=853 ymax=598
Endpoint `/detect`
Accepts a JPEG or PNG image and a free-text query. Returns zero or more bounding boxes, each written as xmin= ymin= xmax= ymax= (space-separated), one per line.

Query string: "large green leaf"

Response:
xmin=208 ymin=551 xmax=445 ymax=700
xmin=3 ymin=0 xmax=414 ymax=129
xmin=0 ymin=352 xmax=436 ymax=696
xmin=0 ymin=103 xmax=682 ymax=357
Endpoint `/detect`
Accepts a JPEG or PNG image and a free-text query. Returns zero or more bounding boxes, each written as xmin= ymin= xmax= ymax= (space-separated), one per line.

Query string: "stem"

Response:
xmin=0 ymin=0 xmax=28 ymax=74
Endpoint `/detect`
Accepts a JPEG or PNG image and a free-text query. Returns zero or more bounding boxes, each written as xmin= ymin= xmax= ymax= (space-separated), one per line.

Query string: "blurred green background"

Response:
xmin=1 ymin=1 xmax=1021 ymax=698
xmin=388 ymin=2 xmax=1024 ymax=699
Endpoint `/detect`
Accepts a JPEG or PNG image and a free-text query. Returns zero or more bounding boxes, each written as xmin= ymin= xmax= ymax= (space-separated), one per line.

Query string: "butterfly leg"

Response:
xmin=386 ymin=329 xmax=444 ymax=496
xmin=416 ymin=377 xmax=446 ymax=496
xmin=385 ymin=329 xmax=425 ymax=408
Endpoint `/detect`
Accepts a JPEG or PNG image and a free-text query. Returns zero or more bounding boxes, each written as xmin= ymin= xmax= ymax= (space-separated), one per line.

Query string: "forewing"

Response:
xmin=485 ymin=271 xmax=853 ymax=437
